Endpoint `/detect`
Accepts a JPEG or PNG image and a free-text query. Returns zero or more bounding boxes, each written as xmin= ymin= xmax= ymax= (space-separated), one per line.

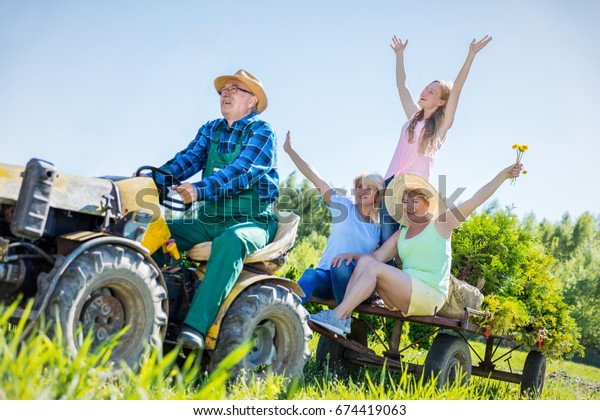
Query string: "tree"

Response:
xmin=535 ymin=213 xmax=575 ymax=260
xmin=527 ymin=212 xmax=600 ymax=362
xmin=548 ymin=212 xmax=600 ymax=363
xmin=572 ymin=212 xmax=597 ymax=250
xmin=559 ymin=246 xmax=600 ymax=351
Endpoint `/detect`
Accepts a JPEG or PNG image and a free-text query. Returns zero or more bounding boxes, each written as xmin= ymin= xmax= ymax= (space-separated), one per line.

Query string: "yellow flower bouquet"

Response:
xmin=511 ymin=143 xmax=528 ymax=184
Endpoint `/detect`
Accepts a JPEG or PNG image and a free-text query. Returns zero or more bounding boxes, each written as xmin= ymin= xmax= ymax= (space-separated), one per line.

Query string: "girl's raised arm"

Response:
xmin=391 ymin=35 xmax=419 ymax=119
xmin=438 ymin=35 xmax=492 ymax=138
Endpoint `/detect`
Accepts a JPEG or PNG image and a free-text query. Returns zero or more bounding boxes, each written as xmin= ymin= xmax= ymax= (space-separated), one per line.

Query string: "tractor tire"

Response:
xmin=208 ymin=283 xmax=311 ymax=380
xmin=520 ymin=350 xmax=546 ymax=397
xmin=423 ymin=333 xmax=472 ymax=389
xmin=315 ymin=317 xmax=367 ymax=376
xmin=45 ymin=244 xmax=168 ymax=370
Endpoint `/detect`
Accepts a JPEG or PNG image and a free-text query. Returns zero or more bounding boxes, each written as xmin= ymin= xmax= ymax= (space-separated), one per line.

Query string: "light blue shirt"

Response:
xmin=317 ymin=194 xmax=380 ymax=270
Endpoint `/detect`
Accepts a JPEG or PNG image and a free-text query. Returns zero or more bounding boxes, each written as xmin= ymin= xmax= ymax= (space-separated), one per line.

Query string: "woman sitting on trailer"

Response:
xmin=283 ymin=131 xmax=384 ymax=308
xmin=309 ymin=161 xmax=523 ymax=337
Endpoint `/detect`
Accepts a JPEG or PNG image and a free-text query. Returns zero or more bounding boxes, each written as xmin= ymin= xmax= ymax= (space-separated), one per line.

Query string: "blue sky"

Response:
xmin=1 ymin=0 xmax=598 ymax=223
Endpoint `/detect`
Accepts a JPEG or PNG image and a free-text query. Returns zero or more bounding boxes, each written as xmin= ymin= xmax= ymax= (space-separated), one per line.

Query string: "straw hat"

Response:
xmin=214 ymin=69 xmax=268 ymax=113
xmin=384 ymin=173 xmax=448 ymax=226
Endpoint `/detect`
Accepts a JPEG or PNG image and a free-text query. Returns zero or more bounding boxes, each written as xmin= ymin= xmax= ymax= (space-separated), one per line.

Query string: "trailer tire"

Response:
xmin=208 ymin=283 xmax=311 ymax=380
xmin=315 ymin=317 xmax=367 ymax=376
xmin=521 ymin=350 xmax=546 ymax=397
xmin=45 ymin=244 xmax=168 ymax=371
xmin=424 ymin=333 xmax=472 ymax=389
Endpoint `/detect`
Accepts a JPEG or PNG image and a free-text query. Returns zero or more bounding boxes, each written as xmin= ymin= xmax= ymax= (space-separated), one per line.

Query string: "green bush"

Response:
xmin=277 ymin=232 xmax=328 ymax=281
xmin=452 ymin=210 xmax=583 ymax=359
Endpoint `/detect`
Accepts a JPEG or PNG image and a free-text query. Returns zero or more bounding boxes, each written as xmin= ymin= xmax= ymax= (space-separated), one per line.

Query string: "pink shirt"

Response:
xmin=384 ymin=117 xmax=446 ymax=182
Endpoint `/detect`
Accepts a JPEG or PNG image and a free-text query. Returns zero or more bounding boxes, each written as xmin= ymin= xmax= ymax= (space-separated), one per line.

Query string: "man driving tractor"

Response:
xmin=150 ymin=69 xmax=279 ymax=350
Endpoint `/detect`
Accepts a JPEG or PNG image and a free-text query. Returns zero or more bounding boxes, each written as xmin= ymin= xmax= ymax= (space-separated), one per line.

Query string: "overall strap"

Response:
xmin=203 ymin=121 xmax=255 ymax=179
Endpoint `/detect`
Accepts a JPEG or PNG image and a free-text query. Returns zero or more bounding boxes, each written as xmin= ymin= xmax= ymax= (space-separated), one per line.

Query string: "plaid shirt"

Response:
xmin=160 ymin=112 xmax=279 ymax=203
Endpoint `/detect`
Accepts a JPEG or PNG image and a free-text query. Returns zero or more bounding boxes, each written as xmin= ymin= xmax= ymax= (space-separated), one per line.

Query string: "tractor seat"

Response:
xmin=186 ymin=211 xmax=300 ymax=274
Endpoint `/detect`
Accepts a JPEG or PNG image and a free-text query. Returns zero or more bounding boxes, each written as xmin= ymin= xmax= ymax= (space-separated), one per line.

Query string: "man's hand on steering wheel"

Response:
xmin=133 ymin=166 xmax=193 ymax=211
xmin=175 ymin=183 xmax=198 ymax=204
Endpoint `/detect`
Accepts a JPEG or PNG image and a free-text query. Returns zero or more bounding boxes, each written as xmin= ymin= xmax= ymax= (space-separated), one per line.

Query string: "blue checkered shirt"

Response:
xmin=160 ymin=112 xmax=279 ymax=203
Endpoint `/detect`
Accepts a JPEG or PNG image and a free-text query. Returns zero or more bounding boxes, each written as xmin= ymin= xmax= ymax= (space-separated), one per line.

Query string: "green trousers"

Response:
xmin=157 ymin=214 xmax=277 ymax=335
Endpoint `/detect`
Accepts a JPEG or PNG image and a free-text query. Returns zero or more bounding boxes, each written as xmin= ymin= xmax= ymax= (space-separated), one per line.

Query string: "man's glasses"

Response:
xmin=218 ymin=85 xmax=253 ymax=96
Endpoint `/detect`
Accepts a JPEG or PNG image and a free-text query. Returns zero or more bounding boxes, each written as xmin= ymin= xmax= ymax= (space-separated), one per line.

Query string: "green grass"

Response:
xmin=1 ymin=301 xmax=598 ymax=400
xmin=288 ymin=329 xmax=600 ymax=400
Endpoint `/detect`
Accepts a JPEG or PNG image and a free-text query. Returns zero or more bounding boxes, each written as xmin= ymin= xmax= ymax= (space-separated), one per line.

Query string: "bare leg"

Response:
xmin=372 ymin=264 xmax=413 ymax=313
xmin=333 ymin=260 xmax=378 ymax=319
xmin=341 ymin=255 xmax=373 ymax=291
xmin=334 ymin=257 xmax=413 ymax=319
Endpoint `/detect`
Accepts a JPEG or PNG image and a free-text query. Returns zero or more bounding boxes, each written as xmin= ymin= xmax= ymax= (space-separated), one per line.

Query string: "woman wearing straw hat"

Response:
xmin=309 ymin=161 xmax=522 ymax=337
xmin=283 ymin=131 xmax=384 ymax=315
xmin=380 ymin=35 xmax=493 ymax=245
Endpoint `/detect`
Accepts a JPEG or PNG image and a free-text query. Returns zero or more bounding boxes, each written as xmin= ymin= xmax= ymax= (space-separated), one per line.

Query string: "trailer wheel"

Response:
xmin=208 ymin=283 xmax=311 ymax=380
xmin=45 ymin=244 xmax=168 ymax=370
xmin=521 ymin=350 xmax=546 ymax=397
xmin=423 ymin=333 xmax=472 ymax=389
xmin=315 ymin=317 xmax=367 ymax=376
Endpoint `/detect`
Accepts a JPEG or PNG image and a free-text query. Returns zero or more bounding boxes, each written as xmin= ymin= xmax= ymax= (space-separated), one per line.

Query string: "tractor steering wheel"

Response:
xmin=134 ymin=166 xmax=191 ymax=211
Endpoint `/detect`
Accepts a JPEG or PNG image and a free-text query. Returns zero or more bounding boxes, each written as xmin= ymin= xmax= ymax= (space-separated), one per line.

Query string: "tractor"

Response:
xmin=0 ymin=158 xmax=311 ymax=379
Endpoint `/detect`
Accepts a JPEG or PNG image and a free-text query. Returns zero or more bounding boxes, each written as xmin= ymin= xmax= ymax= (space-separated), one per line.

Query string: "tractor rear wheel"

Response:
xmin=208 ymin=283 xmax=311 ymax=380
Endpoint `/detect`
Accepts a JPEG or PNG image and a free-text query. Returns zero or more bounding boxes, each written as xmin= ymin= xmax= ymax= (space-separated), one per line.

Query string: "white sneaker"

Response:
xmin=310 ymin=310 xmax=347 ymax=337
xmin=345 ymin=317 xmax=352 ymax=335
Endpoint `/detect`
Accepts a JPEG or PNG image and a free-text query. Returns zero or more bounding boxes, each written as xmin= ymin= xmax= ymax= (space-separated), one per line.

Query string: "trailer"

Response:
xmin=307 ymin=296 xmax=546 ymax=397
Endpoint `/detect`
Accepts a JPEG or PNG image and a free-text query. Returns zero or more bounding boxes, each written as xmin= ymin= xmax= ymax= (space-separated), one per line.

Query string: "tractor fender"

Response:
xmin=204 ymin=270 xmax=304 ymax=350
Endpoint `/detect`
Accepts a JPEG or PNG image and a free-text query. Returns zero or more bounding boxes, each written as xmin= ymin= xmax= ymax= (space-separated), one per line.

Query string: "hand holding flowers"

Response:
xmin=511 ymin=143 xmax=528 ymax=184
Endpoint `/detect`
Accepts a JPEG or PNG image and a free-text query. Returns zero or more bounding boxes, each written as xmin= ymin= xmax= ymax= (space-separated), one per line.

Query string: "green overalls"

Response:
xmin=166 ymin=123 xmax=278 ymax=334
